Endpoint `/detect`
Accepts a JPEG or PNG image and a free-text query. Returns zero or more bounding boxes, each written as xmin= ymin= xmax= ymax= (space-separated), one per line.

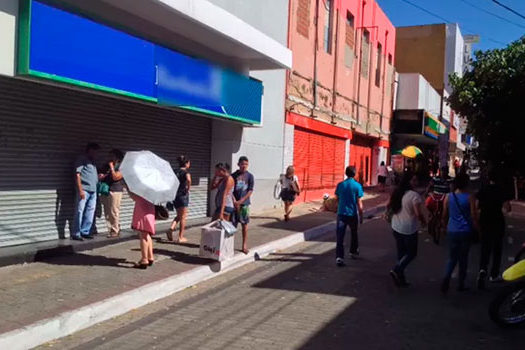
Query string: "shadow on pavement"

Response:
xmin=252 ymin=218 xmax=524 ymax=349
xmin=38 ymin=253 xmax=132 ymax=268
xmin=151 ymin=248 xmax=216 ymax=266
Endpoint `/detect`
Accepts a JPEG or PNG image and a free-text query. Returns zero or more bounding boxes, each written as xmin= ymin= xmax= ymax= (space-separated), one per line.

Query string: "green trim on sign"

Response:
xmin=28 ymin=70 xmax=158 ymax=102
xmin=17 ymin=0 xmax=32 ymax=74
xmin=181 ymin=105 xmax=260 ymax=126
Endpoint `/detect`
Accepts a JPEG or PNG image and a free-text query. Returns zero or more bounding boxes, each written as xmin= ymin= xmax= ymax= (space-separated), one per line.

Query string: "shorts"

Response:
xmin=234 ymin=205 xmax=250 ymax=226
xmin=378 ymin=175 xmax=386 ymax=184
xmin=280 ymin=188 xmax=297 ymax=202
xmin=215 ymin=206 xmax=235 ymax=217
xmin=173 ymin=194 xmax=189 ymax=209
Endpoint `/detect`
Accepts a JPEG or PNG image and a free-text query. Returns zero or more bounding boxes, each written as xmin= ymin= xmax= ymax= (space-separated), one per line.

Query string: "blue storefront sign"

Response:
xmin=17 ymin=0 xmax=263 ymax=125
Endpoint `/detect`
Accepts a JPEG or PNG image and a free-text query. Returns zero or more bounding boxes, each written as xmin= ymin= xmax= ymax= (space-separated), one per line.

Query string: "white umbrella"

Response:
xmin=120 ymin=151 xmax=179 ymax=205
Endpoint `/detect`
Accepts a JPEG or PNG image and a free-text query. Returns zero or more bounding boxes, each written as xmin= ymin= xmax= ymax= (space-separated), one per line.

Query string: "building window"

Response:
xmin=375 ymin=43 xmax=382 ymax=87
xmin=297 ymin=0 xmax=310 ymax=38
xmin=323 ymin=0 xmax=333 ymax=53
xmin=345 ymin=11 xmax=355 ymax=48
xmin=361 ymin=30 xmax=370 ymax=78
xmin=344 ymin=11 xmax=355 ymax=68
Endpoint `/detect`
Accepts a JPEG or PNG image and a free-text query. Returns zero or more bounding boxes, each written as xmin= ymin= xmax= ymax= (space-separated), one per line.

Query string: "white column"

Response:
xmin=0 ymin=0 xmax=18 ymax=77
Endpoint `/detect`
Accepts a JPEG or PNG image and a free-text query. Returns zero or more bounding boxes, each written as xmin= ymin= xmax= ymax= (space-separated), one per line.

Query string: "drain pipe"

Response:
xmin=312 ymin=0 xmax=320 ymax=116
xmin=331 ymin=1 xmax=340 ymax=124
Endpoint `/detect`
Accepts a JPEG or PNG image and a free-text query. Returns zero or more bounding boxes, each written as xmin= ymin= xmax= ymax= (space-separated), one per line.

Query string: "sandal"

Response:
xmin=166 ymin=229 xmax=175 ymax=241
xmin=107 ymin=233 xmax=120 ymax=238
xmin=134 ymin=261 xmax=148 ymax=270
xmin=148 ymin=260 xmax=154 ymax=266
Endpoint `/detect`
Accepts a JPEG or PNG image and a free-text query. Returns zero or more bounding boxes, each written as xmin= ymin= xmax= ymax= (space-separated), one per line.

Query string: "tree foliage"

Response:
xmin=448 ymin=37 xmax=525 ymax=173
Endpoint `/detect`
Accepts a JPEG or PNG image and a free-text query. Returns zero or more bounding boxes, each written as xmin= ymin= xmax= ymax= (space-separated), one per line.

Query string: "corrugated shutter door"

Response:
xmin=293 ymin=127 xmax=346 ymax=194
xmin=308 ymin=133 xmax=323 ymax=189
xmin=334 ymin=139 xmax=346 ymax=185
xmin=293 ymin=128 xmax=309 ymax=190
xmin=0 ymin=77 xmax=211 ymax=247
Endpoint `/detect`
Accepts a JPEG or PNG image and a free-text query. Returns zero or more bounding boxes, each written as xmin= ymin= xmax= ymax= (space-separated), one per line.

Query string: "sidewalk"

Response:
xmin=0 ymin=191 xmax=389 ymax=349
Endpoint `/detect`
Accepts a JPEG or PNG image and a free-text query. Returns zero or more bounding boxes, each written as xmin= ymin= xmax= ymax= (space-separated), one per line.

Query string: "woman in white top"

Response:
xmin=387 ymin=172 xmax=427 ymax=287
xmin=378 ymin=161 xmax=389 ymax=192
xmin=280 ymin=166 xmax=301 ymax=221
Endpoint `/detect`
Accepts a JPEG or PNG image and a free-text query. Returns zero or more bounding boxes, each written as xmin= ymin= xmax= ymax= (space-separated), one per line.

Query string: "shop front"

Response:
xmin=391 ymin=110 xmax=447 ymax=178
xmin=287 ymin=112 xmax=351 ymax=203
xmin=0 ymin=0 xmax=269 ymax=247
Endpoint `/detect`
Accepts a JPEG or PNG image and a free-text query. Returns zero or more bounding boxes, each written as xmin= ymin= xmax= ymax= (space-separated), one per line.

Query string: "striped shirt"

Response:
xmin=432 ymin=176 xmax=452 ymax=195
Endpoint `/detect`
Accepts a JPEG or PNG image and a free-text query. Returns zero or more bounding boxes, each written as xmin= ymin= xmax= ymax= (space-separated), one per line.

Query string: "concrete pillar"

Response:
xmin=0 ymin=0 xmax=18 ymax=77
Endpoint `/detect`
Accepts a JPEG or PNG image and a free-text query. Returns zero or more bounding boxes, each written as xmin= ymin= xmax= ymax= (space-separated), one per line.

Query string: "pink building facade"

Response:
xmin=286 ymin=0 xmax=395 ymax=201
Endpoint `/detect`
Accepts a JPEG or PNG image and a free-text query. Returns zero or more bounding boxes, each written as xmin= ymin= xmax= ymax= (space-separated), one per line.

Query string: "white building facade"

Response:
xmin=0 ymin=0 xmax=291 ymax=247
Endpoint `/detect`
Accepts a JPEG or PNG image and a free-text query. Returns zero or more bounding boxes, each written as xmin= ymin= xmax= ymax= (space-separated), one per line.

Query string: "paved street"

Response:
xmin=38 ymin=210 xmax=525 ymax=350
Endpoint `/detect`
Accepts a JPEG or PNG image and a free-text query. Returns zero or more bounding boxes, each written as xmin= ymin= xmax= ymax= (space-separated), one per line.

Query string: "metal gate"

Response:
xmin=293 ymin=127 xmax=346 ymax=201
xmin=0 ymin=76 xmax=211 ymax=247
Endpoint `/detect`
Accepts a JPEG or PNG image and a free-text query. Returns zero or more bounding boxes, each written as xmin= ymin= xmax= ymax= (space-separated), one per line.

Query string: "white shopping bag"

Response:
xmin=199 ymin=220 xmax=235 ymax=261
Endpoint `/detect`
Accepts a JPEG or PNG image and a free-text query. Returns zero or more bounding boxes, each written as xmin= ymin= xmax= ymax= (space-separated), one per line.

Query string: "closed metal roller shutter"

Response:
xmin=349 ymin=136 xmax=374 ymax=186
xmin=0 ymin=76 xmax=211 ymax=247
xmin=293 ymin=127 xmax=345 ymax=198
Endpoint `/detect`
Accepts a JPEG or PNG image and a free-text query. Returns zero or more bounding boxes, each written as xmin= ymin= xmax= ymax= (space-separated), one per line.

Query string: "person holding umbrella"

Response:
xmin=120 ymin=151 xmax=180 ymax=270
xmin=130 ymin=193 xmax=156 ymax=269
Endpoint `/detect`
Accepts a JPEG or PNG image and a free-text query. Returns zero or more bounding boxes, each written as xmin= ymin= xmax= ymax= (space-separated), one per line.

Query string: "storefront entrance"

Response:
xmin=0 ymin=76 xmax=212 ymax=247
xmin=293 ymin=127 xmax=346 ymax=202
xmin=349 ymin=136 xmax=375 ymax=186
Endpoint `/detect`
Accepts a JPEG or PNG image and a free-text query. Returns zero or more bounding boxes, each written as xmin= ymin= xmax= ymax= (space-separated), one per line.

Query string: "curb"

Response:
xmin=0 ymin=205 xmax=386 ymax=350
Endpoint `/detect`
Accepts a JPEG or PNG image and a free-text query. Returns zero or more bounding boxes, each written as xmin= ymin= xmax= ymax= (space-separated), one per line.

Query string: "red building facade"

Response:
xmin=286 ymin=0 xmax=396 ymax=200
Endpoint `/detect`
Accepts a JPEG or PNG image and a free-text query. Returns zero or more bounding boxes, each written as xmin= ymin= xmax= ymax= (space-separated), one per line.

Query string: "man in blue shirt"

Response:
xmin=335 ymin=166 xmax=364 ymax=266
xmin=72 ymin=143 xmax=100 ymax=241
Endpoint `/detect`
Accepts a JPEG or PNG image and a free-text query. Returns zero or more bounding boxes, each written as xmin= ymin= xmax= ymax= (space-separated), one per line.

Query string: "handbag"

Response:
xmin=452 ymin=193 xmax=479 ymax=243
xmin=97 ymin=181 xmax=110 ymax=196
xmin=219 ymin=220 xmax=237 ymax=236
xmin=155 ymin=205 xmax=169 ymax=220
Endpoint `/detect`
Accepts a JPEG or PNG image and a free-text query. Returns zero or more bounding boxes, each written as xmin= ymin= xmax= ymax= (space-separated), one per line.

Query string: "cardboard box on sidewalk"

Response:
xmin=199 ymin=221 xmax=235 ymax=261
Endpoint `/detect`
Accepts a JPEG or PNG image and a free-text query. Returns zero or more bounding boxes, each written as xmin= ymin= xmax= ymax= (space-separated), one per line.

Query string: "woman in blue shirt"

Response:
xmin=441 ymin=173 xmax=479 ymax=294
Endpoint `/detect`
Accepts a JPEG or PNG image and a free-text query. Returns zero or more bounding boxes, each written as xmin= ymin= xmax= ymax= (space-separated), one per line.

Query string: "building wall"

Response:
xmin=395 ymin=24 xmax=446 ymax=93
xmin=0 ymin=0 xmax=18 ymax=77
xmin=287 ymin=0 xmax=395 ymax=134
xmin=444 ymin=23 xmax=465 ymax=95
xmin=396 ymin=73 xmax=441 ymax=117
xmin=209 ymin=0 xmax=289 ymax=211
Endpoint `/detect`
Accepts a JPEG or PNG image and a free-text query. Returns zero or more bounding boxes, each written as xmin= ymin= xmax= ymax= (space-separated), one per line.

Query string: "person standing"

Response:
xmin=167 ymin=156 xmax=192 ymax=243
xmin=280 ymin=166 xmax=301 ymax=221
xmin=211 ymin=163 xmax=235 ymax=221
xmin=441 ymin=173 xmax=479 ymax=293
xmin=130 ymin=193 xmax=156 ymax=269
xmin=72 ymin=143 xmax=100 ymax=241
xmin=388 ymin=173 xmax=427 ymax=287
xmin=453 ymin=158 xmax=461 ymax=177
xmin=378 ymin=161 xmax=389 ymax=192
xmin=100 ymin=149 xmax=124 ymax=238
xmin=476 ymin=170 xmax=512 ymax=289
xmin=335 ymin=166 xmax=364 ymax=267
xmin=232 ymin=156 xmax=254 ymax=254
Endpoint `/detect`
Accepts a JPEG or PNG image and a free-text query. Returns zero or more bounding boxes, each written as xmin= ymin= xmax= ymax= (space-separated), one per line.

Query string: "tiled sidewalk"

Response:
xmin=0 ymin=192 xmax=389 ymax=337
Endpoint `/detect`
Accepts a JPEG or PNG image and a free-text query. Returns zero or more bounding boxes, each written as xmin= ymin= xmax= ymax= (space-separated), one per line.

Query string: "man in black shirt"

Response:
xmin=476 ymin=170 xmax=512 ymax=289
xmin=232 ymin=156 xmax=254 ymax=254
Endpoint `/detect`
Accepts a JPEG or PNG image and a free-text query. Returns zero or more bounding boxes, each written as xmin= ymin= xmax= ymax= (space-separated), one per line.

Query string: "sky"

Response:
xmin=376 ymin=0 xmax=525 ymax=52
